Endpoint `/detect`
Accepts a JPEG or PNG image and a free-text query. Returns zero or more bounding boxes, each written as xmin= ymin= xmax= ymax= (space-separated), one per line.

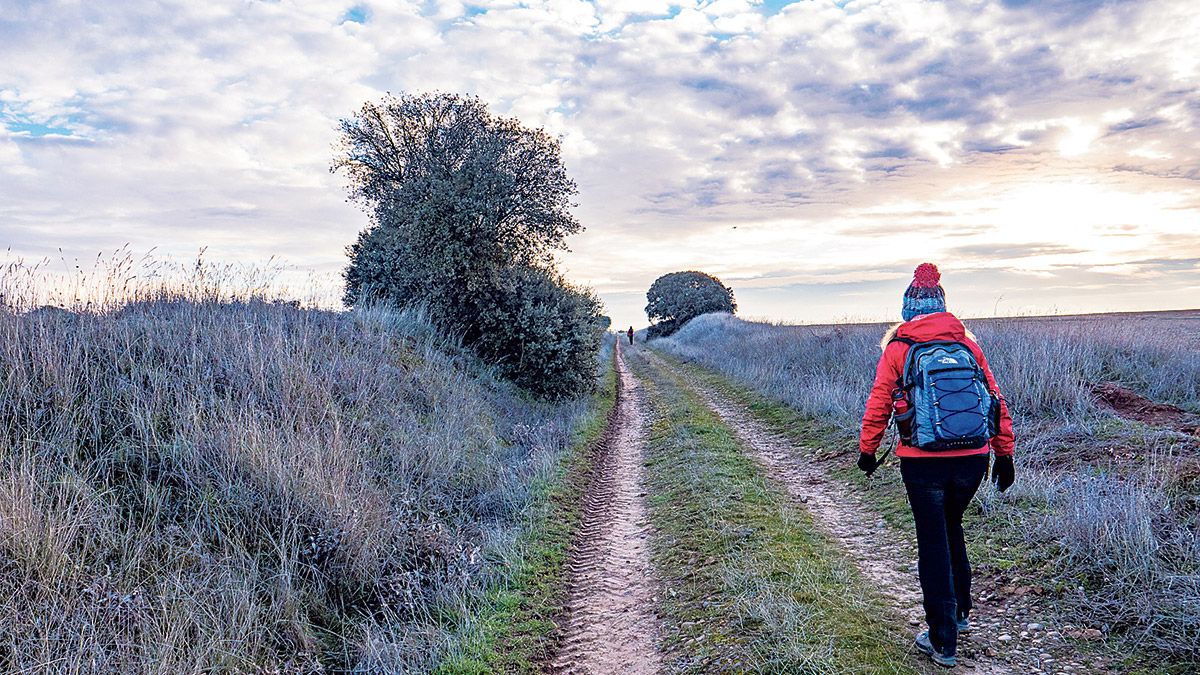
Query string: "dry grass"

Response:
xmin=0 ymin=257 xmax=594 ymax=673
xmin=655 ymin=311 xmax=1200 ymax=660
xmin=625 ymin=347 xmax=917 ymax=674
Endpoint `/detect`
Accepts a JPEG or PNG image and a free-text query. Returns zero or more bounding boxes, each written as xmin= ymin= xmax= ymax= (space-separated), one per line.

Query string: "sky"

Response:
xmin=1 ymin=0 xmax=1198 ymax=327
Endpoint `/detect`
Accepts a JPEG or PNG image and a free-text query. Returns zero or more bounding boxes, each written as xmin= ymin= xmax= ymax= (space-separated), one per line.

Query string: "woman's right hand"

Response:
xmin=992 ymin=455 xmax=1015 ymax=492
xmin=857 ymin=451 xmax=880 ymax=477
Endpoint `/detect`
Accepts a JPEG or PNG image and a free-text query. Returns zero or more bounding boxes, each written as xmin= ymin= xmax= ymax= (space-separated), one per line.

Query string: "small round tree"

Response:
xmin=644 ymin=271 xmax=736 ymax=337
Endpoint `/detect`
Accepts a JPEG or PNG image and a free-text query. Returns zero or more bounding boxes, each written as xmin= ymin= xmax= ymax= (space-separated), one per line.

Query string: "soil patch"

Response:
xmin=1092 ymin=382 xmax=1200 ymax=435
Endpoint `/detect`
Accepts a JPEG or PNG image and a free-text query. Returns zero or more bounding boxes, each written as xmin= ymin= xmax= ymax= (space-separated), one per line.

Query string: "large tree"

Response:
xmin=335 ymin=92 xmax=602 ymax=398
xmin=336 ymin=93 xmax=579 ymax=322
xmin=645 ymin=270 xmax=736 ymax=337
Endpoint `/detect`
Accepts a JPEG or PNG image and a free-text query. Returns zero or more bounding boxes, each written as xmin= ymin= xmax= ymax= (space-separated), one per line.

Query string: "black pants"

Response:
xmin=900 ymin=454 xmax=989 ymax=657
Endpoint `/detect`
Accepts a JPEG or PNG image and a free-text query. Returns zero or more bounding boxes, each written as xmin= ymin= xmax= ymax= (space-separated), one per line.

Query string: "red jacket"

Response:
xmin=860 ymin=312 xmax=1015 ymax=459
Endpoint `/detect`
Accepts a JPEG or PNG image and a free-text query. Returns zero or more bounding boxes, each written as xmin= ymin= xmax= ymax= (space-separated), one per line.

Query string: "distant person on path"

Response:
xmin=857 ymin=263 xmax=1015 ymax=668
xmin=627 ymin=326 xmax=635 ymax=345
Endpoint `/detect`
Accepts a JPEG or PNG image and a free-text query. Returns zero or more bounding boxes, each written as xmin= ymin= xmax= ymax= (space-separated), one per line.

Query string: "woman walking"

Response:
xmin=857 ymin=263 xmax=1015 ymax=668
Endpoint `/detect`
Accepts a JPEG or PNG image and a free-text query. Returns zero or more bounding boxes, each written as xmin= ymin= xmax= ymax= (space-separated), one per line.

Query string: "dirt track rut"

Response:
xmin=550 ymin=344 xmax=662 ymax=674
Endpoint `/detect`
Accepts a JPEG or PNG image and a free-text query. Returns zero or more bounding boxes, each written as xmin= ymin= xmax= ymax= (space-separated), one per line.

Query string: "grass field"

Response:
xmin=435 ymin=344 xmax=618 ymax=673
xmin=654 ymin=311 xmax=1200 ymax=665
xmin=0 ymin=285 xmax=606 ymax=672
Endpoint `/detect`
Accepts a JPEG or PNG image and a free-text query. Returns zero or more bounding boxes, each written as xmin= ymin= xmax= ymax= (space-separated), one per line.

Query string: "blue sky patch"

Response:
xmin=341 ymin=5 xmax=369 ymax=24
xmin=1 ymin=104 xmax=77 ymax=138
xmin=5 ymin=120 xmax=75 ymax=137
xmin=760 ymin=0 xmax=802 ymax=15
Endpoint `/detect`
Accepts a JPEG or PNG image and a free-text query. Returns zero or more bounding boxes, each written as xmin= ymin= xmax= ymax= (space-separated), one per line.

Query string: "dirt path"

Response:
xmin=645 ymin=350 xmax=1111 ymax=675
xmin=550 ymin=344 xmax=662 ymax=675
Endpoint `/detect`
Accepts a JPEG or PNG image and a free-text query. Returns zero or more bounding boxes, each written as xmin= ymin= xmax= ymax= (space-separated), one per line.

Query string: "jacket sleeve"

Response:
xmin=971 ymin=343 xmax=1015 ymax=457
xmin=860 ymin=342 xmax=904 ymax=454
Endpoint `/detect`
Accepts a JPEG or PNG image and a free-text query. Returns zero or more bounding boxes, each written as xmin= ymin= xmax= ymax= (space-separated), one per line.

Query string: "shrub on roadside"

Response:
xmin=473 ymin=266 xmax=607 ymax=400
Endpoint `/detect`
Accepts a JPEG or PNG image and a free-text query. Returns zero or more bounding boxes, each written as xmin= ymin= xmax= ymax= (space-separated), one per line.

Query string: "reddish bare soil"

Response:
xmin=1092 ymin=382 xmax=1200 ymax=435
xmin=549 ymin=344 xmax=662 ymax=674
xmin=647 ymin=350 xmax=1115 ymax=674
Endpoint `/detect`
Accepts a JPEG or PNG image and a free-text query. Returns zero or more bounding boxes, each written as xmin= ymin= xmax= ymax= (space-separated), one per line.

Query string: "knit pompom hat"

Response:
xmin=902 ymin=263 xmax=946 ymax=321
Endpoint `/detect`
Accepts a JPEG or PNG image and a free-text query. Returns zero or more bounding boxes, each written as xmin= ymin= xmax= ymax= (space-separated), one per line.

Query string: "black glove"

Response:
xmin=857 ymin=452 xmax=880 ymax=477
xmin=992 ymin=455 xmax=1014 ymax=492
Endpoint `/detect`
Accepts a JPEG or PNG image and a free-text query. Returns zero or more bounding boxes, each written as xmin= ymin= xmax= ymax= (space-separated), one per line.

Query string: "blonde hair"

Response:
xmin=879 ymin=320 xmax=978 ymax=351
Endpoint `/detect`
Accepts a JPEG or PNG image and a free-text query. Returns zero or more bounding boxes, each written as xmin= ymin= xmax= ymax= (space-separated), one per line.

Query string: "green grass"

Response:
xmin=435 ymin=358 xmax=619 ymax=674
xmin=627 ymin=347 xmax=920 ymax=674
xmin=656 ymin=351 xmax=1039 ymax=584
xmin=652 ymin=350 xmax=1195 ymax=672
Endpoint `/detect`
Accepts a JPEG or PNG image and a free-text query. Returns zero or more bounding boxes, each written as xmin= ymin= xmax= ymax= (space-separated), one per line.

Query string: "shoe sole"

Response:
xmin=915 ymin=640 xmax=958 ymax=668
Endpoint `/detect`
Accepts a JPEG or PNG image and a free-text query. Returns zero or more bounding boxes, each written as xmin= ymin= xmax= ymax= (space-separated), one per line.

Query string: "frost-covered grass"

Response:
xmin=655 ymin=312 xmax=1200 ymax=433
xmin=0 ymin=263 xmax=597 ymax=672
xmin=626 ymin=348 xmax=916 ymax=674
xmin=655 ymin=312 xmax=1200 ymax=660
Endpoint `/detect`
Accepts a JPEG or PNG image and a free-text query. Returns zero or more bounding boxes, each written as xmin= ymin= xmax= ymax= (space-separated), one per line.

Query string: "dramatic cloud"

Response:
xmin=1 ymin=0 xmax=1197 ymax=323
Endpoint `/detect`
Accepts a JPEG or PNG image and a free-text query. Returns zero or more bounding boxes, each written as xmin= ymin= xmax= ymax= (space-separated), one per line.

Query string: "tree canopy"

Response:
xmin=644 ymin=270 xmax=736 ymax=337
xmin=336 ymin=93 xmax=580 ymax=320
xmin=335 ymin=92 xmax=603 ymax=398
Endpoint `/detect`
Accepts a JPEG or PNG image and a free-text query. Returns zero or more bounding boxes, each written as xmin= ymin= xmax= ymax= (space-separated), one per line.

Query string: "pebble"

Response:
xmin=1028 ymin=622 xmax=1043 ymax=631
xmin=998 ymin=634 xmax=1013 ymax=642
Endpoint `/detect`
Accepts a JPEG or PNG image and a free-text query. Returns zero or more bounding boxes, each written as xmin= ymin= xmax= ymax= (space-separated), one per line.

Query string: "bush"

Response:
xmin=645 ymin=317 xmax=682 ymax=340
xmin=473 ymin=266 xmax=606 ymax=400
xmin=645 ymin=271 xmax=736 ymax=337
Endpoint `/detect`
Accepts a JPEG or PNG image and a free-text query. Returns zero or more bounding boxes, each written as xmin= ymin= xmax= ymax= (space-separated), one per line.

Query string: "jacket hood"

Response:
xmin=880 ymin=312 xmax=975 ymax=349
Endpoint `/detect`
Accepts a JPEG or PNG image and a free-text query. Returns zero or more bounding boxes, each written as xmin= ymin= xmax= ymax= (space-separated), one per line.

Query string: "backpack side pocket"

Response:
xmin=893 ymin=406 xmax=915 ymax=445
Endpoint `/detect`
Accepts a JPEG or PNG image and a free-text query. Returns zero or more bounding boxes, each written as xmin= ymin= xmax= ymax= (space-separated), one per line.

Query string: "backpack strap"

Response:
xmin=887 ymin=337 xmax=918 ymax=390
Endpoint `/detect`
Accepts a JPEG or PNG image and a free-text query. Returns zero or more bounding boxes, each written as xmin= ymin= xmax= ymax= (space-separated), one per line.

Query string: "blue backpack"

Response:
xmin=891 ymin=339 xmax=999 ymax=451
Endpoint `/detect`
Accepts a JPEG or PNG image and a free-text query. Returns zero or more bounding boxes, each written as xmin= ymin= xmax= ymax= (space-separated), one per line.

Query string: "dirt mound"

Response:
xmin=1092 ymin=382 xmax=1200 ymax=435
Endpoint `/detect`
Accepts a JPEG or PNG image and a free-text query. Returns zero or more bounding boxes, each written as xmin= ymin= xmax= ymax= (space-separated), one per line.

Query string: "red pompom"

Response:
xmin=912 ymin=263 xmax=941 ymax=288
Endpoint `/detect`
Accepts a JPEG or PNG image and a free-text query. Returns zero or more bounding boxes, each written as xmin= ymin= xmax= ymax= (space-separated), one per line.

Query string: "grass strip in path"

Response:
xmin=652 ymin=349 xmax=1133 ymax=674
xmin=625 ymin=346 xmax=920 ymax=674
xmin=435 ymin=358 xmax=619 ymax=674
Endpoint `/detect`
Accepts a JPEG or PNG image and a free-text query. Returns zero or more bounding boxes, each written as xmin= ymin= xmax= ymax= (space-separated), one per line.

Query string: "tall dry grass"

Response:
xmin=0 ymin=257 xmax=594 ymax=672
xmin=656 ymin=311 xmax=1200 ymax=657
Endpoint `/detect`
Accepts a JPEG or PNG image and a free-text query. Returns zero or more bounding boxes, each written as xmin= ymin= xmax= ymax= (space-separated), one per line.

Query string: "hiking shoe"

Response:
xmin=957 ymin=615 xmax=971 ymax=634
xmin=915 ymin=631 xmax=958 ymax=668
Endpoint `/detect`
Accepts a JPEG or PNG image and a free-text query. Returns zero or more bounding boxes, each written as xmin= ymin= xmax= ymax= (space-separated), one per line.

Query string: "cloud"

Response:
xmin=0 ymin=0 xmax=1197 ymax=325
xmin=947 ymin=243 xmax=1087 ymax=260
